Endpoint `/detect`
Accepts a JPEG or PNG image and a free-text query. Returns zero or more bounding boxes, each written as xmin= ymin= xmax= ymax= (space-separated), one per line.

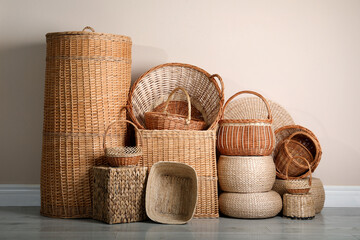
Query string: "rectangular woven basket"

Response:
xmin=137 ymin=129 xmax=219 ymax=218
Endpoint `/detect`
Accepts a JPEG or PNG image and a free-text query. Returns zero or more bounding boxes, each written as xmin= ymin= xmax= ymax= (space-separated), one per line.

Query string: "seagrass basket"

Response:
xmin=145 ymin=87 xmax=206 ymax=130
xmin=283 ymin=193 xmax=315 ymax=219
xmin=275 ymin=131 xmax=320 ymax=179
xmin=285 ymin=156 xmax=312 ymax=194
xmin=218 ymin=155 xmax=276 ymax=193
xmin=217 ymin=91 xmax=275 ymax=156
xmin=146 ymin=162 xmax=198 ymax=224
xmin=274 ymin=125 xmax=322 ymax=179
xmin=41 ymin=27 xmax=131 ymax=218
xmin=104 ymin=120 xmax=142 ymax=167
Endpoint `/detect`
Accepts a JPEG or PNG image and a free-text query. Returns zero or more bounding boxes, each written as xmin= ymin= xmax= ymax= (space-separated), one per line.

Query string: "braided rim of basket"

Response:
xmin=220 ymin=90 xmax=273 ymax=124
xmin=46 ymin=26 xmax=132 ymax=41
xmin=127 ymin=63 xmax=225 ymax=130
xmin=275 ymin=125 xmax=322 ymax=180
xmin=146 ymin=87 xmax=205 ymax=125
xmin=103 ymin=119 xmax=143 ymax=157
xmin=285 ymin=156 xmax=312 ymax=192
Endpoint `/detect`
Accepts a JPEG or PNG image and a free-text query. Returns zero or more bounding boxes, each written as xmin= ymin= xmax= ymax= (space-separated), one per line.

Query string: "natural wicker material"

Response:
xmin=146 ymin=162 xmax=198 ymax=224
xmin=283 ymin=193 xmax=315 ymax=219
xmin=92 ymin=166 xmax=148 ymax=224
xmin=224 ymin=97 xmax=295 ymax=132
xmin=145 ymin=87 xmax=207 ymax=130
xmin=272 ymin=178 xmax=325 ymax=214
xmin=275 ymin=130 xmax=320 ymax=179
xmin=41 ymin=27 xmax=131 ymax=218
xmin=218 ymin=155 xmax=276 ymax=193
xmin=274 ymin=125 xmax=322 ymax=179
xmin=217 ymin=91 xmax=275 ymax=156
xmin=153 ymin=101 xmax=204 ymax=121
xmin=138 ymin=129 xmax=219 ymax=218
xmin=285 ymin=157 xmax=312 ymax=194
xmin=128 ymin=63 xmax=224 ymax=130
xmin=219 ymin=191 xmax=282 ymax=219
xmin=104 ymin=119 xmax=142 ymax=167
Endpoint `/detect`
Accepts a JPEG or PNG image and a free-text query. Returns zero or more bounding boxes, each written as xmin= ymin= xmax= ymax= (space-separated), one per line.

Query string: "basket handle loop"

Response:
xmin=82 ymin=26 xmax=95 ymax=32
xmin=163 ymin=87 xmax=192 ymax=125
xmin=103 ymin=119 xmax=143 ymax=153
xmin=222 ymin=90 xmax=272 ymax=120
xmin=210 ymin=74 xmax=224 ymax=99
xmin=285 ymin=155 xmax=312 ymax=187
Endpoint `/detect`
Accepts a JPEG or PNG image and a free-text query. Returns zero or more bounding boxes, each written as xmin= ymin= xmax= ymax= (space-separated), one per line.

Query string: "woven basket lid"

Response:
xmin=223 ymin=97 xmax=295 ymax=131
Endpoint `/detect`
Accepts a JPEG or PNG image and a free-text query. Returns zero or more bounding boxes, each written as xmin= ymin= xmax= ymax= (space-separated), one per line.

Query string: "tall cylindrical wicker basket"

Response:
xmin=41 ymin=27 xmax=132 ymax=218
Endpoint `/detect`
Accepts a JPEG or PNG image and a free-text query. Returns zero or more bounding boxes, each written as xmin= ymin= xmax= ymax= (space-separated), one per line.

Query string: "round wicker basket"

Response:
xmin=285 ymin=156 xmax=312 ymax=194
xmin=218 ymin=155 xmax=275 ymax=193
xmin=283 ymin=193 xmax=315 ymax=219
xmin=219 ymin=191 xmax=282 ymax=219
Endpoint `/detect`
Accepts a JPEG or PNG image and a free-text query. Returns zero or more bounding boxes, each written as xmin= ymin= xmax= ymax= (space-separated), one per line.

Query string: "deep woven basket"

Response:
xmin=283 ymin=193 xmax=315 ymax=219
xmin=274 ymin=125 xmax=322 ymax=179
xmin=41 ymin=26 xmax=131 ymax=218
xmin=217 ymin=90 xmax=275 ymax=156
xmin=285 ymin=156 xmax=312 ymax=194
xmin=218 ymin=155 xmax=276 ymax=193
xmin=145 ymin=87 xmax=206 ymax=130
xmin=104 ymin=119 xmax=142 ymax=167
xmin=127 ymin=63 xmax=224 ymax=130
xmin=219 ymin=191 xmax=282 ymax=219
xmin=275 ymin=131 xmax=320 ymax=179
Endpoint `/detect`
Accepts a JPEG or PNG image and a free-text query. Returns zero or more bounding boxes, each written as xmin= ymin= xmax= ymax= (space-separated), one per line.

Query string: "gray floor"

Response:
xmin=0 ymin=207 xmax=359 ymax=240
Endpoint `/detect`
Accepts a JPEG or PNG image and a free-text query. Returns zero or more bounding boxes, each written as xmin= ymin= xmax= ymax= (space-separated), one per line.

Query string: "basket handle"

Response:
xmin=162 ymin=87 xmax=192 ymax=125
xmin=210 ymin=74 xmax=224 ymax=99
xmin=103 ymin=119 xmax=143 ymax=153
xmin=222 ymin=90 xmax=272 ymax=120
xmin=285 ymin=155 xmax=312 ymax=187
xmin=82 ymin=26 xmax=95 ymax=32
xmin=283 ymin=131 xmax=317 ymax=161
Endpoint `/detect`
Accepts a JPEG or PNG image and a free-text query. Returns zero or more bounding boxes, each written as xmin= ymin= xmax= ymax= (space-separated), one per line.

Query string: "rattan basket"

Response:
xmin=219 ymin=191 xmax=282 ymax=219
xmin=285 ymin=156 xmax=312 ymax=194
xmin=146 ymin=162 xmax=198 ymax=224
xmin=275 ymin=131 xmax=319 ymax=179
xmin=218 ymin=155 xmax=276 ymax=193
xmin=127 ymin=63 xmax=224 ymax=130
xmin=145 ymin=87 xmax=206 ymax=130
xmin=217 ymin=91 xmax=275 ymax=156
xmin=104 ymin=120 xmax=142 ymax=167
xmin=41 ymin=26 xmax=131 ymax=218
xmin=274 ymin=125 xmax=322 ymax=179
xmin=283 ymin=193 xmax=315 ymax=219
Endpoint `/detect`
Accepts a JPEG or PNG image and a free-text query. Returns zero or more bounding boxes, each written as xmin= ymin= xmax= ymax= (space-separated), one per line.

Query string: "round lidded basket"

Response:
xmin=217 ymin=90 xmax=275 ymax=156
xmin=127 ymin=63 xmax=224 ymax=130
xmin=275 ymin=131 xmax=319 ymax=179
xmin=274 ymin=125 xmax=322 ymax=179
xmin=285 ymin=156 xmax=312 ymax=194
xmin=145 ymin=87 xmax=207 ymax=130
xmin=104 ymin=120 xmax=142 ymax=167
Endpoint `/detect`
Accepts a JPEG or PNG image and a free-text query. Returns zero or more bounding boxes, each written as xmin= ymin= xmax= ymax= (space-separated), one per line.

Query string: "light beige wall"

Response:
xmin=1 ymin=0 xmax=359 ymax=185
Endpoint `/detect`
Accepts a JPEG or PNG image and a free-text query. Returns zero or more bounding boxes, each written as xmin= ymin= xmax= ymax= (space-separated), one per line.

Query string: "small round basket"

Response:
xmin=145 ymin=87 xmax=207 ymax=130
xmin=283 ymin=193 xmax=315 ymax=220
xmin=104 ymin=120 xmax=142 ymax=167
xmin=285 ymin=156 xmax=312 ymax=194
xmin=217 ymin=90 xmax=275 ymax=156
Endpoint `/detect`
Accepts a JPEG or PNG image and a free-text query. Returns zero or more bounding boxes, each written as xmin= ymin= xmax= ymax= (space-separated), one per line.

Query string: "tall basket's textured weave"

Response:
xmin=41 ymin=27 xmax=132 ymax=218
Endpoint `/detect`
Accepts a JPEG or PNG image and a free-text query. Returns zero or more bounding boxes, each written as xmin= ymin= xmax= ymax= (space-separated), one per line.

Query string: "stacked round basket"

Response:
xmin=217 ymin=91 xmax=282 ymax=219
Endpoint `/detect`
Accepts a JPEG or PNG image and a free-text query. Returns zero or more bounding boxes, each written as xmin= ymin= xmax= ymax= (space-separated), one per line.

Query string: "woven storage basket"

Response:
xmin=218 ymin=155 xmax=275 ymax=193
xmin=153 ymin=101 xmax=204 ymax=121
xmin=41 ymin=27 xmax=131 ymax=218
xmin=146 ymin=162 xmax=198 ymax=224
xmin=275 ymin=131 xmax=320 ymax=179
xmin=92 ymin=166 xmax=148 ymax=224
xmin=145 ymin=87 xmax=206 ymax=130
xmin=219 ymin=191 xmax=282 ymax=219
xmin=272 ymin=178 xmax=325 ymax=214
xmin=104 ymin=119 xmax=142 ymax=167
xmin=274 ymin=125 xmax=322 ymax=179
xmin=224 ymin=97 xmax=295 ymax=132
xmin=283 ymin=193 xmax=315 ymax=219
xmin=138 ymin=129 xmax=219 ymax=218
xmin=217 ymin=91 xmax=275 ymax=156
xmin=285 ymin=156 xmax=312 ymax=194
xmin=128 ymin=63 xmax=224 ymax=130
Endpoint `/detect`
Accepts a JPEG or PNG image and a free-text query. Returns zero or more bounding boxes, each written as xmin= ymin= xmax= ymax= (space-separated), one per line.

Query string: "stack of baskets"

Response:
xmin=127 ymin=63 xmax=224 ymax=218
xmin=217 ymin=91 xmax=282 ymax=219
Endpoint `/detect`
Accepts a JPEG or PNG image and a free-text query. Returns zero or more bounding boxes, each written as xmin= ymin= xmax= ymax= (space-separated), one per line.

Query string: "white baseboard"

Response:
xmin=0 ymin=184 xmax=359 ymax=207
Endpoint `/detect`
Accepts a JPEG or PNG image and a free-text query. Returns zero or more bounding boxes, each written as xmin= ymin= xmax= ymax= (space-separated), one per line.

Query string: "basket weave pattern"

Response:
xmin=283 ymin=193 xmax=315 ymax=219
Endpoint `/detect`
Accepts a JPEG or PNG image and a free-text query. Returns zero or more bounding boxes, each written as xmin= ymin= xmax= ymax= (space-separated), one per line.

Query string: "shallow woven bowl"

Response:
xmin=145 ymin=162 xmax=198 ymax=224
